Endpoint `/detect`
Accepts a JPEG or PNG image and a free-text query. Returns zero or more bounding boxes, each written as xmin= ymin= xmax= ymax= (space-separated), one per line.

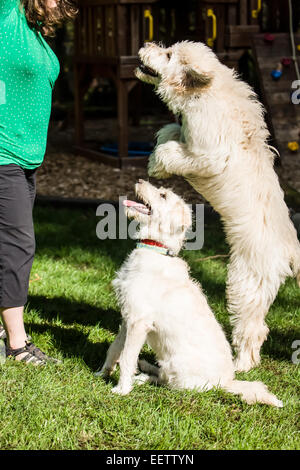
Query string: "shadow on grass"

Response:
xmin=33 ymin=205 xmax=135 ymax=266
xmin=272 ymin=292 xmax=300 ymax=311
xmin=26 ymin=295 xmax=121 ymax=370
xmin=25 ymin=321 xmax=112 ymax=370
xmin=26 ymin=295 xmax=157 ymax=371
xmin=27 ymin=295 xmax=120 ymax=331
xmin=263 ymin=327 xmax=300 ymax=362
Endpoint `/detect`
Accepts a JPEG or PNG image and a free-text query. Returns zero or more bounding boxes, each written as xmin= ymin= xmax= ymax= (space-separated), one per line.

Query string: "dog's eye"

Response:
xmin=160 ymin=193 xmax=167 ymax=199
xmin=166 ymin=52 xmax=172 ymax=60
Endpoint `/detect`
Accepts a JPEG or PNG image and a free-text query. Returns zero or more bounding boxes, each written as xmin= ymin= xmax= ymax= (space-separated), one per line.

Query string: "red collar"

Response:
xmin=140 ymin=239 xmax=169 ymax=249
xmin=137 ymin=239 xmax=175 ymax=257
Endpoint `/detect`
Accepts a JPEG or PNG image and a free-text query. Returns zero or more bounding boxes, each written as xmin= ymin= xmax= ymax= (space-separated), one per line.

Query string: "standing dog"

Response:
xmin=97 ymin=180 xmax=282 ymax=407
xmin=136 ymin=41 xmax=300 ymax=372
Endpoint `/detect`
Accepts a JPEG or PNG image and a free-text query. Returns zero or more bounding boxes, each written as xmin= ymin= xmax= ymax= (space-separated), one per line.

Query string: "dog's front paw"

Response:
xmin=111 ymin=384 xmax=132 ymax=395
xmin=148 ymin=150 xmax=172 ymax=179
xmin=155 ymin=140 xmax=182 ymax=170
xmin=148 ymin=153 xmax=168 ymax=179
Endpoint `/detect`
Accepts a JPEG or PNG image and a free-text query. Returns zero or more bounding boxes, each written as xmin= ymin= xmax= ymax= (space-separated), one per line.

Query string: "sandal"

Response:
xmin=6 ymin=341 xmax=61 ymax=365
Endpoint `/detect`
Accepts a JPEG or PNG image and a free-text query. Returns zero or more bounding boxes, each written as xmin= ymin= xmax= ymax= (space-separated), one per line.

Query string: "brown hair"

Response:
xmin=21 ymin=0 xmax=78 ymax=37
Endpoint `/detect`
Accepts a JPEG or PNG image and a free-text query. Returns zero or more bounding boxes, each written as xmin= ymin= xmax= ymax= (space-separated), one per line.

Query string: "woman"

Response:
xmin=0 ymin=0 xmax=77 ymax=364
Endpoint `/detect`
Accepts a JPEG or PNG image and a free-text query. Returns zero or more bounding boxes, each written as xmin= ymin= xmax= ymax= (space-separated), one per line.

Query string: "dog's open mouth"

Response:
xmin=123 ymin=199 xmax=152 ymax=215
xmin=138 ymin=60 xmax=159 ymax=78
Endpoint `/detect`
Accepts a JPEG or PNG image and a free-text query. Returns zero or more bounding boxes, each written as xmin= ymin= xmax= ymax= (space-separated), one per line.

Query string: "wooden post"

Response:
xmin=117 ymin=78 xmax=129 ymax=164
xmin=239 ymin=0 xmax=247 ymax=25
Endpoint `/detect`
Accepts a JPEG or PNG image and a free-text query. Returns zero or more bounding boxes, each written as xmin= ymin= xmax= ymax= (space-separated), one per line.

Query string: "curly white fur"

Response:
xmin=136 ymin=41 xmax=300 ymax=372
xmin=97 ymin=180 xmax=282 ymax=407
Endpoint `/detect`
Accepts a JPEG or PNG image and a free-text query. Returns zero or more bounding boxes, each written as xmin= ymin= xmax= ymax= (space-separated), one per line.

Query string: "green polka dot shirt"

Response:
xmin=0 ymin=0 xmax=60 ymax=169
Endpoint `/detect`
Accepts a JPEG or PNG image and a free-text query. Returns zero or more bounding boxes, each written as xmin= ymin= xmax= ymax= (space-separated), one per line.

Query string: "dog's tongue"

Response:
xmin=123 ymin=200 xmax=141 ymax=207
xmin=123 ymin=200 xmax=150 ymax=214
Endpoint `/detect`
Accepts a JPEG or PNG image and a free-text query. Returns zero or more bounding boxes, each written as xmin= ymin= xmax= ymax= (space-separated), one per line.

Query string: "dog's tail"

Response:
xmin=138 ymin=359 xmax=159 ymax=376
xmin=224 ymin=380 xmax=283 ymax=408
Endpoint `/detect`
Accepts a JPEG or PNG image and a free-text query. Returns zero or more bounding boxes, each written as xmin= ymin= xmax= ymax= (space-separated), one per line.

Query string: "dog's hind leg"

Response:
xmin=227 ymin=264 xmax=280 ymax=372
xmin=95 ymin=321 xmax=127 ymax=377
xmin=231 ymin=312 xmax=270 ymax=373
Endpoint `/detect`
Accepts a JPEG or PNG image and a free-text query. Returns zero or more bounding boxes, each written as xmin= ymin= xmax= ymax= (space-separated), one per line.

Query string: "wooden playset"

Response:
xmin=252 ymin=33 xmax=300 ymax=161
xmin=73 ymin=0 xmax=298 ymax=168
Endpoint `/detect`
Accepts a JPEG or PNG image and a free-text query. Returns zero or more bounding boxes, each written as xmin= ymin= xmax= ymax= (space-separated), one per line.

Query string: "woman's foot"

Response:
xmin=6 ymin=341 xmax=61 ymax=365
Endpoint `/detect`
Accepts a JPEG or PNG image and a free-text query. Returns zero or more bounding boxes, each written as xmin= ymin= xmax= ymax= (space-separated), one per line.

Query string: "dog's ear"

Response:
xmin=182 ymin=68 xmax=212 ymax=90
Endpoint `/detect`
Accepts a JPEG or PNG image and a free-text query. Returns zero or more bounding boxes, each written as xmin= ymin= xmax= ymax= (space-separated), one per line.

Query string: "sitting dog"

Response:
xmin=97 ymin=180 xmax=282 ymax=407
xmin=136 ymin=41 xmax=300 ymax=372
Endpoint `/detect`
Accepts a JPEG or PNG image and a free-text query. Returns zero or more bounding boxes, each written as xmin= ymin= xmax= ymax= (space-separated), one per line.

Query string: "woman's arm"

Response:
xmin=0 ymin=0 xmax=17 ymax=17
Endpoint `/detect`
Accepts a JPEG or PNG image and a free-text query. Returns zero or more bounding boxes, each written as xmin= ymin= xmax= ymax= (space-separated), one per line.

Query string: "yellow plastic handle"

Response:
xmin=207 ymin=8 xmax=217 ymax=48
xmin=252 ymin=0 xmax=262 ymax=19
xmin=144 ymin=9 xmax=154 ymax=42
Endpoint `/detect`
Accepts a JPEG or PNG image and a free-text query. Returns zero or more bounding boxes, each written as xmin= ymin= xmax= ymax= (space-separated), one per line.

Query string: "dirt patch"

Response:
xmin=38 ymin=117 xmax=205 ymax=204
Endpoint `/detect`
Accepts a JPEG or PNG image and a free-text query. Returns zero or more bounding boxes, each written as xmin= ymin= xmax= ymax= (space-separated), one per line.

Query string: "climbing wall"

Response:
xmin=252 ymin=33 xmax=300 ymax=160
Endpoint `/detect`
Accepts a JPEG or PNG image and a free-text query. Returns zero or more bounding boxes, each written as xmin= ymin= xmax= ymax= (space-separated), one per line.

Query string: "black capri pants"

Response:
xmin=0 ymin=164 xmax=36 ymax=308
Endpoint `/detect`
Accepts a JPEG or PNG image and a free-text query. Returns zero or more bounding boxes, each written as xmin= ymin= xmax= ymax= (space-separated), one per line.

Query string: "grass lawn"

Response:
xmin=0 ymin=204 xmax=299 ymax=450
